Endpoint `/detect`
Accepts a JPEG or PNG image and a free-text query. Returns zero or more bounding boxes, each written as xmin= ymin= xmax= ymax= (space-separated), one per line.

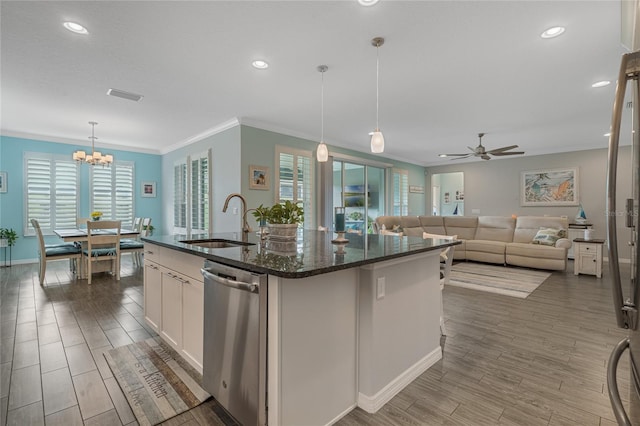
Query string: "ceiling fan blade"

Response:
xmin=467 ymin=146 xmax=476 ymax=152
xmin=441 ymin=153 xmax=471 ymax=157
xmin=481 ymin=155 xmax=491 ymax=160
xmin=487 ymin=145 xmax=519 ymax=154
xmin=450 ymin=155 xmax=472 ymax=160
xmin=491 ymin=151 xmax=525 ymax=156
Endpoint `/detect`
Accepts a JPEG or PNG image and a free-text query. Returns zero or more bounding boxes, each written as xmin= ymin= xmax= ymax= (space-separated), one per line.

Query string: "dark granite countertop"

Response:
xmin=142 ymin=230 xmax=459 ymax=279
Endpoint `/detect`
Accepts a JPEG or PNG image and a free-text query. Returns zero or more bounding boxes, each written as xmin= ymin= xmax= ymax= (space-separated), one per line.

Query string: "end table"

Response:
xmin=573 ymin=238 xmax=605 ymax=278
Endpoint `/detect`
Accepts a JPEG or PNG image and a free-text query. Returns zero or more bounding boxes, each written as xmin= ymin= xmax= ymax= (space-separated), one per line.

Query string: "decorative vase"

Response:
xmin=267 ymin=223 xmax=298 ymax=241
xmin=92 ymin=217 xmax=101 ymax=221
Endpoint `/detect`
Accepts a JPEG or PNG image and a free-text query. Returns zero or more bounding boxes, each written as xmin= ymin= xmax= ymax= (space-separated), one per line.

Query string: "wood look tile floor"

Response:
xmin=0 ymin=258 xmax=633 ymax=425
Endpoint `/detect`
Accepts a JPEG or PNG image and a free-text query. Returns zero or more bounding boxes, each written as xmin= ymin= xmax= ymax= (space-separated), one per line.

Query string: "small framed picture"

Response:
xmin=249 ymin=165 xmax=269 ymax=190
xmin=0 ymin=172 xmax=6 ymax=193
xmin=141 ymin=181 xmax=156 ymax=198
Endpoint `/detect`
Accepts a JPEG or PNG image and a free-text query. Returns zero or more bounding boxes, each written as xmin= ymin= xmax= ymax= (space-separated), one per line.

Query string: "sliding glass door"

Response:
xmin=332 ymin=160 xmax=386 ymax=234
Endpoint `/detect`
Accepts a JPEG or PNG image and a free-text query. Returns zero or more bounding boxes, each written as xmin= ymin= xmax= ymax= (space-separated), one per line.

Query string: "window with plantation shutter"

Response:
xmin=190 ymin=152 xmax=209 ymax=233
xmin=173 ymin=149 xmax=211 ymax=234
xmin=90 ymin=162 xmax=134 ymax=226
xmin=174 ymin=162 xmax=187 ymax=231
xmin=393 ymin=169 xmax=409 ymax=216
xmin=24 ymin=153 xmax=79 ymax=235
xmin=276 ymin=146 xmax=313 ymax=227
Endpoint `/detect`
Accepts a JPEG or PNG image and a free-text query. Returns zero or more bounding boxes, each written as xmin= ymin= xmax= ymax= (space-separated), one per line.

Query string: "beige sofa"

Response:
xmin=373 ymin=215 xmax=571 ymax=271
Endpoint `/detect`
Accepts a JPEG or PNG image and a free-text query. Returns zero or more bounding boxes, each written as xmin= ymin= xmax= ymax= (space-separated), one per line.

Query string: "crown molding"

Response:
xmin=160 ymin=117 xmax=240 ymax=155
xmin=0 ymin=130 xmax=160 ymax=155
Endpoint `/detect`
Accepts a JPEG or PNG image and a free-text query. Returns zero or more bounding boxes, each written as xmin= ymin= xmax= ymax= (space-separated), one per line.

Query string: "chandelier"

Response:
xmin=73 ymin=121 xmax=113 ymax=166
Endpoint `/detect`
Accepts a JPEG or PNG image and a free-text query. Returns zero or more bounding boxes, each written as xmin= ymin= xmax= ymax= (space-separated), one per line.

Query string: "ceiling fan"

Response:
xmin=439 ymin=133 xmax=525 ymax=160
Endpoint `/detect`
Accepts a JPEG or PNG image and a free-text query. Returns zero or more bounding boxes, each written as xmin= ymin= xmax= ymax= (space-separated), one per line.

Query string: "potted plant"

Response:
xmin=143 ymin=224 xmax=154 ymax=236
xmin=265 ymin=200 xmax=304 ymax=240
xmin=251 ymin=204 xmax=271 ymax=227
xmin=0 ymin=228 xmax=18 ymax=248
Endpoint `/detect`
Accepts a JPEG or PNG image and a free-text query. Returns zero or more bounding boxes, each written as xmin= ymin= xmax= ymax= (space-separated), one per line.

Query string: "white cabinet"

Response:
xmin=181 ymin=278 xmax=204 ymax=369
xmin=143 ymin=242 xmax=204 ymax=372
xmin=567 ymin=224 xmax=593 ymax=259
xmin=143 ymin=261 xmax=163 ymax=332
xmin=161 ymin=270 xmax=183 ymax=349
xmin=573 ymin=239 xmax=604 ymax=278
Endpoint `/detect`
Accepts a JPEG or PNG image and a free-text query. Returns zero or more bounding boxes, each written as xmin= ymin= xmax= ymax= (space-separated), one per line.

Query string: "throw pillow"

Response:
xmin=380 ymin=229 xmax=403 ymax=237
xmin=392 ymin=224 xmax=402 ymax=232
xmin=532 ymin=228 xmax=562 ymax=246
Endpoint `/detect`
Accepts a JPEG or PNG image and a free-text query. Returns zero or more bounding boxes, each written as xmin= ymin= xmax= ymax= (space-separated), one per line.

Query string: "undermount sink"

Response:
xmin=179 ymin=239 xmax=254 ymax=249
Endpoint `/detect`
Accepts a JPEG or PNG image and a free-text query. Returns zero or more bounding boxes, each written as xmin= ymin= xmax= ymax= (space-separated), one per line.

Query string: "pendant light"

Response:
xmin=317 ymin=65 xmax=329 ymax=162
xmin=370 ymin=37 xmax=385 ymax=154
xmin=73 ymin=121 xmax=113 ymax=166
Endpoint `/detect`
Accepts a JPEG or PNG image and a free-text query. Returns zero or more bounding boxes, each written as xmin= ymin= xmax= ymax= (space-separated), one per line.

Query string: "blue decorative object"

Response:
xmin=452 ymin=204 xmax=459 ymax=215
xmin=576 ymin=204 xmax=586 ymax=223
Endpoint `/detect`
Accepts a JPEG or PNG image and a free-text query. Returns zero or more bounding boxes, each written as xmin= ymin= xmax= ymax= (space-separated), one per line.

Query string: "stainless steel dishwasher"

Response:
xmin=201 ymin=260 xmax=267 ymax=426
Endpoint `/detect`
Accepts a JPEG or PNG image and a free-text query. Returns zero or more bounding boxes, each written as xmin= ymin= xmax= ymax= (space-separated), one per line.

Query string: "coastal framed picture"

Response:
xmin=141 ymin=181 xmax=156 ymax=198
xmin=0 ymin=172 xmax=6 ymax=193
xmin=521 ymin=167 xmax=578 ymax=206
xmin=249 ymin=165 xmax=269 ymax=190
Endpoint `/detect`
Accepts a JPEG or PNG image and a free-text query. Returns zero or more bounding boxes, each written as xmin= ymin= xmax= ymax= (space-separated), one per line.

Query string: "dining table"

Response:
xmin=54 ymin=228 xmax=140 ymax=278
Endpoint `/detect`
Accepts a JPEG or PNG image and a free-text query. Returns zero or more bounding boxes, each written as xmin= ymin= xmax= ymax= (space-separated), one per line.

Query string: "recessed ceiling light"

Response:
xmin=358 ymin=0 xmax=380 ymax=6
xmin=540 ymin=26 xmax=565 ymax=39
xmin=439 ymin=154 xmax=448 ymax=158
xmin=592 ymin=80 xmax=611 ymax=88
xmin=604 ymin=133 xmax=611 ymax=137
xmin=252 ymin=60 xmax=269 ymax=69
xmin=63 ymin=21 xmax=88 ymax=35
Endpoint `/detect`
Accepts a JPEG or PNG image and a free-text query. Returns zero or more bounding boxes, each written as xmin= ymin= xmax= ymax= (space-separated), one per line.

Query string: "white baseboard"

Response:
xmin=1 ymin=258 xmax=38 ymax=266
xmin=326 ymin=403 xmax=358 ymax=426
xmin=357 ymin=346 xmax=442 ymax=414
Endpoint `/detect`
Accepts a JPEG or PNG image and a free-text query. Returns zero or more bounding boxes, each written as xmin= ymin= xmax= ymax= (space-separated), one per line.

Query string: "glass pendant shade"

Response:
xmin=316 ymin=65 xmax=329 ymax=162
xmin=370 ymin=130 xmax=384 ymax=153
xmin=317 ymin=141 xmax=329 ymax=162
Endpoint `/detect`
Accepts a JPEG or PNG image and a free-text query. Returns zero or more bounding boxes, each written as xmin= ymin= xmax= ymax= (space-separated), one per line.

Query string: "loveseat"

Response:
xmin=373 ymin=215 xmax=571 ymax=271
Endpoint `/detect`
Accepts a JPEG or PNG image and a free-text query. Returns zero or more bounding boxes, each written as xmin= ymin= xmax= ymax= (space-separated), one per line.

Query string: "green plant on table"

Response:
xmin=0 ymin=228 xmax=18 ymax=246
xmin=266 ymin=200 xmax=304 ymax=225
xmin=251 ymin=204 xmax=271 ymax=226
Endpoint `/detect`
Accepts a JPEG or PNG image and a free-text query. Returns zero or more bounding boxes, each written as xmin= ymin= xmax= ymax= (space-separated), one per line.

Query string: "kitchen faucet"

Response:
xmin=222 ymin=193 xmax=251 ymax=234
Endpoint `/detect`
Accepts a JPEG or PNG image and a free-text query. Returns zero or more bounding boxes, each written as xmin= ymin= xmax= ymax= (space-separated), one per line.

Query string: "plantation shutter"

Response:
xmin=393 ymin=169 xmax=409 ymax=216
xmin=174 ymin=162 xmax=187 ymax=231
xmin=91 ymin=162 xmax=134 ymax=226
xmin=277 ymin=149 xmax=313 ymax=227
xmin=25 ymin=153 xmax=79 ymax=235
xmin=190 ymin=152 xmax=209 ymax=233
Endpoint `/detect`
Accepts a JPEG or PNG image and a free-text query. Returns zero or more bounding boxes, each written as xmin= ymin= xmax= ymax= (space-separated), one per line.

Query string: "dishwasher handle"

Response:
xmin=201 ymin=268 xmax=259 ymax=294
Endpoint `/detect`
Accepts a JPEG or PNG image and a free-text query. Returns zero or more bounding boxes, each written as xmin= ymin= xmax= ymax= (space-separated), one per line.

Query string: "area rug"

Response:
xmin=447 ymin=263 xmax=551 ymax=298
xmin=104 ymin=337 xmax=210 ymax=426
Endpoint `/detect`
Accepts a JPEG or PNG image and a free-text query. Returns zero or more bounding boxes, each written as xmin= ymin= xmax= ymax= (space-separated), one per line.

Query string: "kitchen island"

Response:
xmin=142 ymin=230 xmax=458 ymax=426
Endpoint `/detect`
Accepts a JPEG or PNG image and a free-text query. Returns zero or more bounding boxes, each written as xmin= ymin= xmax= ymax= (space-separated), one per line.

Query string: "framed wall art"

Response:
xmin=521 ymin=168 xmax=578 ymax=206
xmin=0 ymin=172 xmax=6 ymax=193
xmin=141 ymin=181 xmax=156 ymax=198
xmin=249 ymin=165 xmax=269 ymax=190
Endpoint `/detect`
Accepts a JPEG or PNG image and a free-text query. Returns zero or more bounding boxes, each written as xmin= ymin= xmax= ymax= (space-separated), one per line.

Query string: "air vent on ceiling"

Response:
xmin=106 ymin=88 xmax=143 ymax=102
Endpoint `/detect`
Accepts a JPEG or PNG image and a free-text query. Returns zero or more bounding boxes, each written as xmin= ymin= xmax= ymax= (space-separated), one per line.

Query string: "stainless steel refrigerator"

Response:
xmin=607 ymin=50 xmax=640 ymax=425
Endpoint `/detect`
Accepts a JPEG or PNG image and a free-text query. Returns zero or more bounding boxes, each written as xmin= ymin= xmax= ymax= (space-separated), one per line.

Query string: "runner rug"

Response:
xmin=447 ymin=263 xmax=551 ymax=298
xmin=104 ymin=337 xmax=210 ymax=426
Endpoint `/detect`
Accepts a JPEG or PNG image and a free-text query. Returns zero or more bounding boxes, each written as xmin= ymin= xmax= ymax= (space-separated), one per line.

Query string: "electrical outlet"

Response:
xmin=233 ymin=207 xmax=238 ymax=215
xmin=377 ymin=277 xmax=385 ymax=300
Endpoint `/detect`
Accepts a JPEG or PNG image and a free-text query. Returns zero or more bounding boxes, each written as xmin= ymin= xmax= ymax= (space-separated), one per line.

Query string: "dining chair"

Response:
xmin=422 ymin=232 xmax=457 ymax=336
xmin=31 ymin=218 xmax=81 ymax=285
xmin=120 ymin=217 xmax=149 ymax=267
xmin=83 ymin=220 xmax=121 ymax=284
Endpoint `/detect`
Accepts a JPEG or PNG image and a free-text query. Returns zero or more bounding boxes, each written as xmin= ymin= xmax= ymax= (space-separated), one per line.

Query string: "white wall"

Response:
xmin=427 ymin=147 xmax=633 ymax=259
xmin=161 ymin=126 xmax=242 ymax=234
